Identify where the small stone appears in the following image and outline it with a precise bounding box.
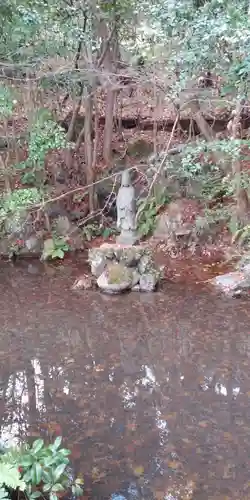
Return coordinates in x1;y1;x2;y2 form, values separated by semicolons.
139;272;158;292
138;253;155;274
91;254;106;277
72;274;94;290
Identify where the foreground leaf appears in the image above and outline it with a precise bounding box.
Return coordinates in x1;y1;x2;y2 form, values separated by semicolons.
0;463;26;490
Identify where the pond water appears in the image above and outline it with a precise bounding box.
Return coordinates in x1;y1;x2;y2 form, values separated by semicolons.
1;258;250;499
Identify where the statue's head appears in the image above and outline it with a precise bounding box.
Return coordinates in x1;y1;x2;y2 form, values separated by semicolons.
121;169;131;187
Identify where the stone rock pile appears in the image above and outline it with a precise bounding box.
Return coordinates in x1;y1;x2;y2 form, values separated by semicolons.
88;243;162;294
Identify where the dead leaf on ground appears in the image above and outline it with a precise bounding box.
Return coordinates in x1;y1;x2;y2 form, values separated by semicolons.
133;465;144;477
167;460;183;470
198;420;210;428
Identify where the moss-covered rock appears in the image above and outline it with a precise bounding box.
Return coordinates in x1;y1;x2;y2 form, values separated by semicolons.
106;263;133;285
97;263;133;294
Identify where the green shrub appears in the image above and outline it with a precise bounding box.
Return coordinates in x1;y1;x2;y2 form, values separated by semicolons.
0;437;83;500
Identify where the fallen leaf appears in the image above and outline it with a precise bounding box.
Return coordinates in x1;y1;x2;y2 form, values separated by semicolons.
91;467;107;482
126;422;137;431
223;432;234;441
198;420;210;428
167;460;182;470
95;364;105;372
154;491;165;500
133;465;144;477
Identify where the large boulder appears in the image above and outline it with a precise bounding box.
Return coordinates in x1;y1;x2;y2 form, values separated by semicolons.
4;210;33;239
127;139;154;159
153;199;200;247
210;271;250;297
52;214;84;250
52;215;72;236
236;254;250;276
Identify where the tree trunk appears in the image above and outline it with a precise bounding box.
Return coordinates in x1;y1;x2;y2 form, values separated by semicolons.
100;21;119;165
66;91;83;142
231;100;249;221
84;87;96;213
103;88;117;165
189;98;215;141
189;98;229;170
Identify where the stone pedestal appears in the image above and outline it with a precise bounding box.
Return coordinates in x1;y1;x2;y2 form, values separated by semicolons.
116;231;139;246
88;243;162;294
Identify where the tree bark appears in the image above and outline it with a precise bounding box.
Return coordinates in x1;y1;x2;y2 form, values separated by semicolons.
66;89;83;142
231;100;249;221
84;86;96;212
98;18;119;165
189;98;215;141
103;88;117;165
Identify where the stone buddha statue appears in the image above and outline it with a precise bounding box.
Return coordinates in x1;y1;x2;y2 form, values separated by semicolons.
116;169;139;245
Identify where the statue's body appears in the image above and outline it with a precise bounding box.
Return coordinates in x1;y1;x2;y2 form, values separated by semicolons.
116;170;138;245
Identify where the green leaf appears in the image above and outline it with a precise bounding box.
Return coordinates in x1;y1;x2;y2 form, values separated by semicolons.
35;463;42;484
0;463;26;490
31;464;37;485
30;492;42;499
58;448;71;456
21;172;37;185
44;457;55;467
43;483;52;493
42;469;52;483
75;478;84;485
51;248;64;259
73;485;83;496
51;483;65;492
32;439;44;454
19;456;33;467
53;436;62;450
102;227;112;239
53;463;67;481
26;483;32;494
220;84;235;95
49;493;58;500
0;488;9;500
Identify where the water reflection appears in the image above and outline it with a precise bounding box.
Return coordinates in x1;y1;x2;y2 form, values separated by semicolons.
1;263;250;498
